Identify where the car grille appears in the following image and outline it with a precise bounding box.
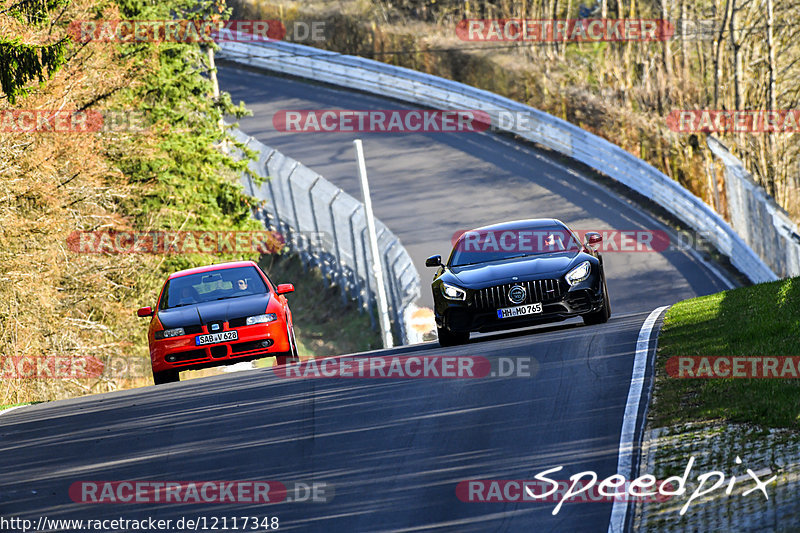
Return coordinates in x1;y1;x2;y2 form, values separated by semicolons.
210;345;228;358
169;349;207;363
231;339;273;353
472;279;562;311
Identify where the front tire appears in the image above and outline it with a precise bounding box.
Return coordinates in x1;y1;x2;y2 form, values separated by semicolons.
152;369;179;385
583;276;611;325
437;325;470;347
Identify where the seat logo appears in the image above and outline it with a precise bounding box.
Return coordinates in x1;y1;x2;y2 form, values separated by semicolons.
508;285;526;304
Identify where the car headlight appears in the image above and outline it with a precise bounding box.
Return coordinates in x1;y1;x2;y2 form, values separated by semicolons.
246;313;278;325
441;282;467;301
565;261;591;286
154;327;185;339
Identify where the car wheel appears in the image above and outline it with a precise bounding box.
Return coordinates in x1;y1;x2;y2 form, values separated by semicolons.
437;325;470;347
152;369;179;385
583;275;611;325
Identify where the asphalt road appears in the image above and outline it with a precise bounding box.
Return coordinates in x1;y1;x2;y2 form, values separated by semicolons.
216;65;733;311
1;312;658;532
0;66;733;532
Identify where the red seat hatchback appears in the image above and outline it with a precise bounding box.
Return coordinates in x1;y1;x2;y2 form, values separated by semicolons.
137;261;298;384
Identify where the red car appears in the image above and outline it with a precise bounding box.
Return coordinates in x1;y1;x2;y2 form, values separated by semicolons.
137;261;298;384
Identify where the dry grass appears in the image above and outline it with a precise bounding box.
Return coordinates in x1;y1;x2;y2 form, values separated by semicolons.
0;0;168;403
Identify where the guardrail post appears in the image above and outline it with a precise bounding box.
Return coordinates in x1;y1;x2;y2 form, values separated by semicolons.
285;163;308;272
354;139;393;348
360;226;376;329
307;176;326;277
328;190;348;305
348;206;364;311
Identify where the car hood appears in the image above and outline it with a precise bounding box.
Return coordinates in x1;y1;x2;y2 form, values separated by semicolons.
448;252;586;287
157;293;271;328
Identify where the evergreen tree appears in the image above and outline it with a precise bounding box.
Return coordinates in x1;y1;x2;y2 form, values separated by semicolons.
0;0;71;103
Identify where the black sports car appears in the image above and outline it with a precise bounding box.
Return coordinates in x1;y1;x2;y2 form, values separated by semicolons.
426;219;611;346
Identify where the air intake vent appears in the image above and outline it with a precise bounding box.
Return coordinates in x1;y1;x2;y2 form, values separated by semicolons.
472;279;562;311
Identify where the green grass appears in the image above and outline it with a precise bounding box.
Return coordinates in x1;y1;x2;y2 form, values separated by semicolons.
651;276;800;429
0;402;40;410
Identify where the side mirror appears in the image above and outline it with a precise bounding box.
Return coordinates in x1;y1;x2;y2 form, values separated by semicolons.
137;306;154;317
585;232;603;246
276;283;295;295
425;255;442;267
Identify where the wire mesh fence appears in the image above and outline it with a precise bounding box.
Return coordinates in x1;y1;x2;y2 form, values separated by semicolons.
231;128;421;344
708;137;800;279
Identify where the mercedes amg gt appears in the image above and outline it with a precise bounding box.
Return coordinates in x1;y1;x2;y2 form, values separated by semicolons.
426;219;611;346
137;260;298;384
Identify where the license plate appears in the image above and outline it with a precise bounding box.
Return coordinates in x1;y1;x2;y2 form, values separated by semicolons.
195;331;238;346
497;303;543;319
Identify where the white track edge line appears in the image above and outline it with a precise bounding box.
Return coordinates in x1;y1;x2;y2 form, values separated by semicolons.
607;305;669;533
0;405;29;418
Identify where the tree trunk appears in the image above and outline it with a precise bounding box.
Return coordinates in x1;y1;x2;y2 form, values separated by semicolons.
765;0;777;196
729;0;743;110
713;0;731;109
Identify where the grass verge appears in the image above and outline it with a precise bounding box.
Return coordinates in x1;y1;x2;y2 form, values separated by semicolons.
651;276;800;429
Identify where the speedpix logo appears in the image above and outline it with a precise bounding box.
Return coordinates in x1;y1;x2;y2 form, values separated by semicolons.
457;456;775;515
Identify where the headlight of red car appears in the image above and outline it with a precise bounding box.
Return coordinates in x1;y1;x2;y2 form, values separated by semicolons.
245;313;278;325
154;327;186;339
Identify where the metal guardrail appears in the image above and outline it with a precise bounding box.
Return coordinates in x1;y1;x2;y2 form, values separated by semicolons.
230;129;420;344
218;39;778;284
708;137;800;278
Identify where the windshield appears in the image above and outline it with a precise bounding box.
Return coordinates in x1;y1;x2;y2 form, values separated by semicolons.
448;225;582;266
158;266;268;310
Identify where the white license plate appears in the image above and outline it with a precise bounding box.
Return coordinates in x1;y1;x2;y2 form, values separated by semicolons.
497;303;543;319
195;331;238;346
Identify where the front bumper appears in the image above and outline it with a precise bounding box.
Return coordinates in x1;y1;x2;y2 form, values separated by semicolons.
433;278;605;333
150;320;290;373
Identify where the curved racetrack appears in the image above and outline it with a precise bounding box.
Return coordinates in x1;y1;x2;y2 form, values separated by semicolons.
0;65;734;532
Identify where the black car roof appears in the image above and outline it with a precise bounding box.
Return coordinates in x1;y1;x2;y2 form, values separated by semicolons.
466;218;567;233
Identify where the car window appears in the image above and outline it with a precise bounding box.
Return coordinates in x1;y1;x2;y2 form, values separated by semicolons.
159;266;268;309
448;225;582;266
